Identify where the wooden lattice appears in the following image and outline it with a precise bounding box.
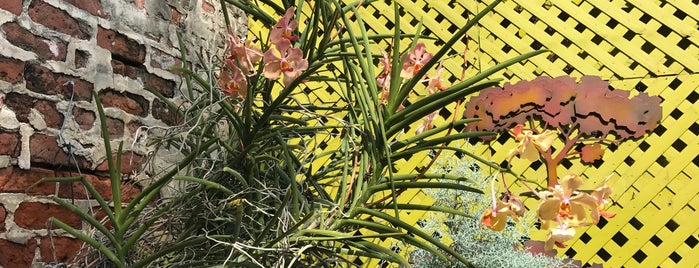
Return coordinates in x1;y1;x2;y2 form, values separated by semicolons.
352;0;699;266
247;0;699;266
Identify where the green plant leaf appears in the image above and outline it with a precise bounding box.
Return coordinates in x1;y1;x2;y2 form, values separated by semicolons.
353;207;473;266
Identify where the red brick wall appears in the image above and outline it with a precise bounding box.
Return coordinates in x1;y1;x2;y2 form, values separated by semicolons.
0;0;230;266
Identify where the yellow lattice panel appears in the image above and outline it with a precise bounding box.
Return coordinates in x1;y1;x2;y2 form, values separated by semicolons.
241;0;699;266
369;0;699;266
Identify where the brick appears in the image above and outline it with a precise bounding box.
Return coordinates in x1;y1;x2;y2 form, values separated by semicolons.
0;0;22;15
111;58;143;79
0;166;57;195
152;98;182;125
146;73;175;98
62;0;106;18
4;94;65;128
202;1;215;13
0;165;138;201
75;49;89;69
97;26;145;64
3;92;34;122
28;1;89;40
89;206;113;228
98;89;149;117
135;0;145;9
71;106;95;130
127;120;142;136
0;239;37;268
170;7;184;25
111;58;176;98
95;152;144;174
34;99;65;129
0;56;25;84
105;116;124;139
14;201;82;229
30;133;91;169
150;48;182;74
24;63;93;101
2;22;67;61
0;131;20;157
58;174;141;202
0;204;6;231
39;236;85;264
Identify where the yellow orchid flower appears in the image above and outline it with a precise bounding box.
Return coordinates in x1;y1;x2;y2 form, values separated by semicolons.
506;124;557;162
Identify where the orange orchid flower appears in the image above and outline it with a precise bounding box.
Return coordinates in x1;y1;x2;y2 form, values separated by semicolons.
506;124;557;162
263;39;308;86
400;43;433;79
270;7;299;44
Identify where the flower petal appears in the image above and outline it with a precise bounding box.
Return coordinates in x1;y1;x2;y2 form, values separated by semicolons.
538;199;562;221
504;193;526;217
533;129;558;152
572;193;601;223
591;185;613;203
560;174;583;198
545;227;576;250
521;141;541;161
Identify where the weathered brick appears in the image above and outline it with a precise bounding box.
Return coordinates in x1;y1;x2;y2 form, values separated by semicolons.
24;63;93;101
75;49;89;69
2;22;67;61
152;98;182;125
3;92;34;122
150;48;182;74
0;239;37;268
105;116;124;139
98;89;149;117
34;99;65;129
97;26;146;64
0;204;6;231
0;56;25;84
146;73;175;98
62;0;106;18
71;106;95;130
111;57;176;98
170;7;184;25
0;165;138;202
89;206;113;228
28;1;89;39
95;152;144;174
111;59;143;79
30;133;91;169
4;94;65;128
39;236;86;264
0;131;20;157
127;120;142;136
58;174;141;202
202;1;215;13
0;0;22;15
0;166;59;195
135;0;145;9
14;201;82;229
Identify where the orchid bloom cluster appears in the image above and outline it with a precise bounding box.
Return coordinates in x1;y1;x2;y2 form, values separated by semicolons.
465;77;661;248
218;7;308;100
536;174;615;250
263;8;308;87
481;189;525;231
481;123;617;251
376;43;448;134
218;29;262;99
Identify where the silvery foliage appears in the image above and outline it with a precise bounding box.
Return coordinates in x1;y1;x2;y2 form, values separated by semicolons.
410;155;575;268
